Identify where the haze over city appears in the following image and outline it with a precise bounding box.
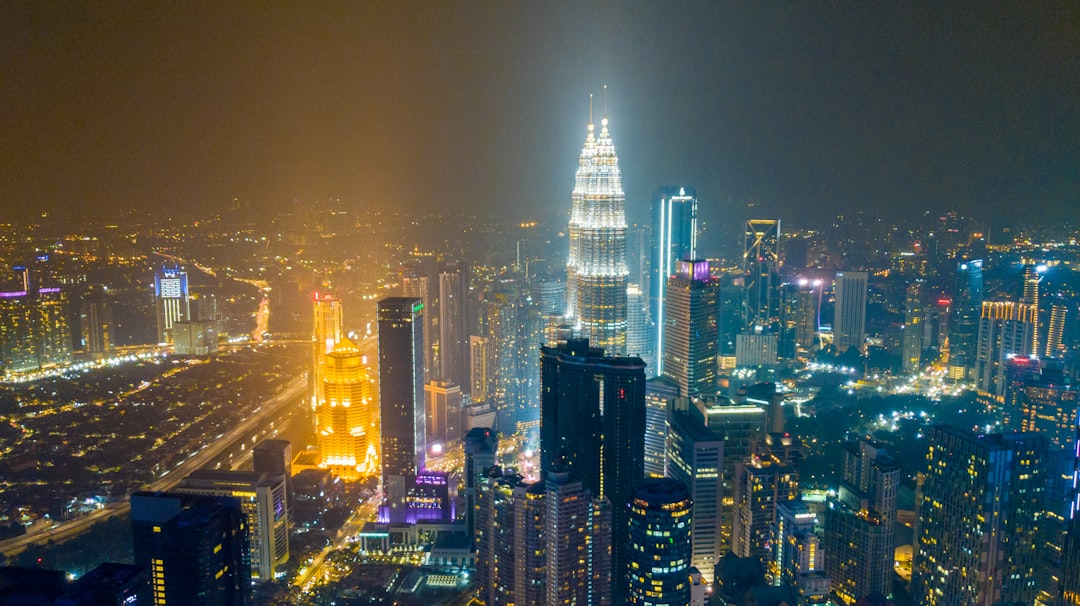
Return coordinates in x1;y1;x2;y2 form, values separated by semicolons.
2;2;1078;225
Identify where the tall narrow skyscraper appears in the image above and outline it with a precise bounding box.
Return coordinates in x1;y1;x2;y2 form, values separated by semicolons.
661;259;719;398
832;271;868;353
903;280;925;374
378;297;426;510
311;291;344;411
566;109;629;356
651;187;698;373
439;261;469;386
948;259;984;380
541;338;646;604
154;264;190;344
743;220;781;330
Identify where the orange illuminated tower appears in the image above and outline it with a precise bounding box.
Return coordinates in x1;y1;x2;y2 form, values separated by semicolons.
311;291;344;412
319;338;378;479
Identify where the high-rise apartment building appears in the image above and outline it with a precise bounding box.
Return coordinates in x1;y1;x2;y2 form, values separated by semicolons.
1023;264;1041;354
903;281;925;374
626;478;693;606
175;470;290;582
667;397;724;582
644;376;680;478
912;426;1047;606
832;271;867;353
130;492;251;606
424;379;461;447
401;260;436;382
540;338;646;604
823;439;899;604
661;260;718;398
319;338;377;478
948;259;983;380
482;287;543;434
651;187;698;374
463;427;498;537
733;434;802;560
1046;303;1067;358
0;279;72;376
566;113;629;356
975;301;1036;396
79;285;113;356
154;264;190;344
772;500;826;596
311;291;344;411
545;468;612;606
469;335;494;403
439;261;469;386
378;297;426;511
743;220;782;330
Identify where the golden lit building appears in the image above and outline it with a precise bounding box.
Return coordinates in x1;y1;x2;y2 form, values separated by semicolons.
311;291;344;412
319;337;378;479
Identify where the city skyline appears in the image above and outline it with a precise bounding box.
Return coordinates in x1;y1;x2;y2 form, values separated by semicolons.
2;3;1078;227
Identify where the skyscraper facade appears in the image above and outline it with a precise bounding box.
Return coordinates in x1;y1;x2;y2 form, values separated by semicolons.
540;338;646;604
823;439;899;604
566;114;629;356
832;271;868;353
644;376;680;478
378;297;426;507
626;283;653;373
733;434;801;561
319;338;377;478
439;261;469;386
154;264;190;344
903;280;925;374
975;300;1036;396
131;492;251;606
912;426;1046;606
626;477;693;606
651;187;698;374
743;219;781;330
311;291;343;411
667;397;724;583
948;259;984;380
661;259;719;398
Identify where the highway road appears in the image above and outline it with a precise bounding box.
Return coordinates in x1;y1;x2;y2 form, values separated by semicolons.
0;374;309;559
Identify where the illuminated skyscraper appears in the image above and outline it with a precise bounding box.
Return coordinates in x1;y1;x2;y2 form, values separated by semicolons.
948;259;983;380
154;264;190;344
1023;264;1041;354
131;492;251;606
644;376;680;478
378;297;426;509
662;260;718;398
540;338;646;604
402;259;436;381
439;261;469;386
311;291;343;411
0;270;72;376
469;335;494;403
743;220;781;329
912;426;1046;606
1046;303;1067;358
667;397;724;583
903;280;925;374
733;434;801;560
651;187;698;373
425;379;461;447
545;468;612;606
833;271;868;353
566;109;629;356
823;440;899;604
975;301;1036;396
319;338;377;478
626;283;653;373
626;477;693;606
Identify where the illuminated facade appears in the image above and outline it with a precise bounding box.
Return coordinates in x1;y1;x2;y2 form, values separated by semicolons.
667;398;724;583
661;260;718;398
833;271;868;353
823;440;899;604
566;113;629;356
772;500;824;593
0;284;73;376
545;468;611;606
540;338;646;604
319;338;377;479
948;259;983;380
626;477;693;606
912;426;1046;606
154;264;190;344
131;492;251;606
733;434;801;560
975;300;1036;396
1046;303;1067;357
378;297;426;516
645;376;680;478
652;187;698;374
743;219;781;330
903;280;925;374
311;291;343;411
176;470;290;582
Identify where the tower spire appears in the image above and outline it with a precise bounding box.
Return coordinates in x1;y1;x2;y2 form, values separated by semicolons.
589;93;594;128
603;84;608;118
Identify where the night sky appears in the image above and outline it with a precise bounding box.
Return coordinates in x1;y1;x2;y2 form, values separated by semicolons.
2;2;1078;225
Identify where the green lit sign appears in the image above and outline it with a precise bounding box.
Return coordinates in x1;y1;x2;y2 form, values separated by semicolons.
412;303;423;313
